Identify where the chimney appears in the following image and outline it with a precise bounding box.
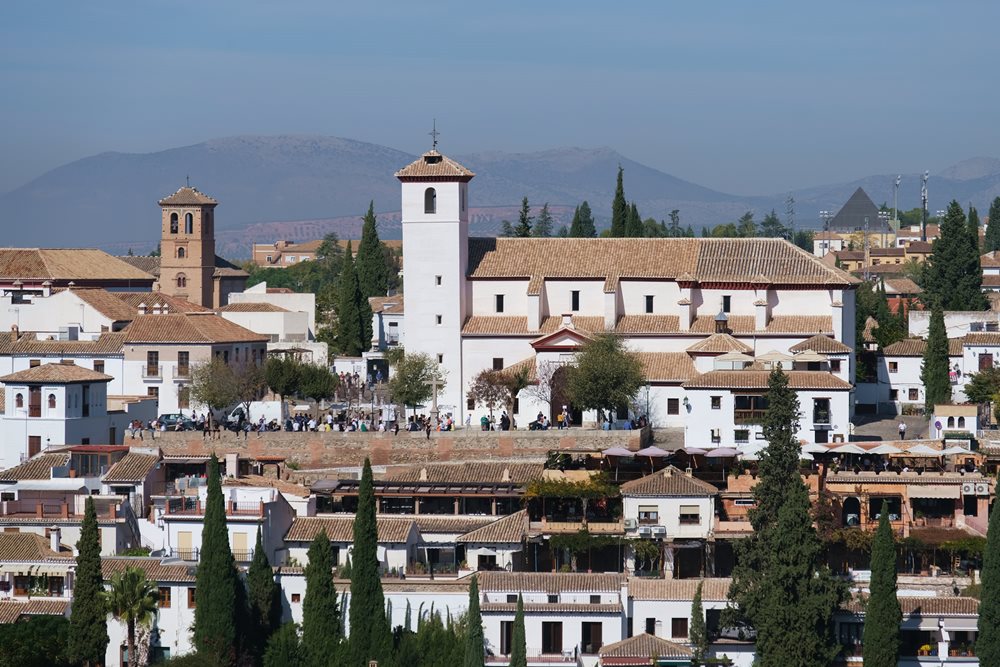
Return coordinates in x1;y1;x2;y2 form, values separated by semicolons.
419;467;428;481
754;299;768;331
152;303;162;315
685;467;693;477
10;324;18;343
67;281;75;290
161;304;169;315
41;280;52;297
138;302;147;316
49;526;61;553
501;467;511;482
561;313;574;330
225;453;239;478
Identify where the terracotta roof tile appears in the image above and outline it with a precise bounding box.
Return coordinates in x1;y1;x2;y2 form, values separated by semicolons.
883;278;923;295
113;291;210;314
0;387;4;415
462;316;532;336
620;466;718;498
456;511;528;544
285;516;414;543
369;294;404;315
686;333;752;354
116;256;161;275
788;334;853;354
0;331;124;357
102;452;159;483
481;602;621;614
690;314;833;335
628;577;732;601
478;572;625;593
635;353;699;383
983;275;1000;287
0;532;71;560
682;370;851;390
983;251;1000;269
0;362;113;384
123;312;268;344
884;338;963;357
500;357;537;383
218;302;289;313
102;557;197;583
158;186;218;206
599;633;693;660
412;516;498;535
907;241;933;253
395;151;475;180
843;596;978;616
384;463;542;484
0;453;71;481
72;289;141;321
964;332;1000;346
614;315;680;334
539;315;605;334
0;599;69;624
0;249;154;282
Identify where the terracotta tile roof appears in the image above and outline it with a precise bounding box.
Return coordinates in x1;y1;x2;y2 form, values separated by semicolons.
682;369;851;390
0;362;112;384
539;315;605;334
384;462;543;485
964;332;1000;346
635;352;699;383
113;291;210;314
983;275;1000;287
123;312;268;344
883;338;964;357
467;237;858;287
0;387;4;415
862;264;907;276
481;602;621;614
500;357;537;383
871;247;905;257
212;256;249;278
862;316;878;343
72;288;141;321
462;316;532;336
0;599;69;624
218;302;289;313
690;314;834;335
411;515;498;535
369;294;404;315
116;255;161;275
906;241;933;253
620;466;718;498
883;278;923;295
598;633;693;660
285;516;414;543
456;511;528;544
686;333;752;354
614;315;681;334
0;532;71;560
115;255;248;280
395;151;475;180
628;577;732;601
983;251;1000;268
158;186;218;206
0;249;155;282
222;474;311;498
0;331;125;356
102;557;197;583
843;596;978;616
0;453;71;481
788;334;852;354
102;452;159;484
478;572;625;593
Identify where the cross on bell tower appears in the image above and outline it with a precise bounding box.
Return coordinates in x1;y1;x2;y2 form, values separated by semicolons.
429;119;440;151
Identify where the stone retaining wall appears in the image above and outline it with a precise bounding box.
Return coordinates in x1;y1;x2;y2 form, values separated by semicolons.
153;427;649;469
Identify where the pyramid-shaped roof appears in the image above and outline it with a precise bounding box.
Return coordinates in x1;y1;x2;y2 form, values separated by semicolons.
829;187;889;233
395;150;474;181
158;186;218;207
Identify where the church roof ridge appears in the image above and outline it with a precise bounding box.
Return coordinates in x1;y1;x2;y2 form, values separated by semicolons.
395;150;475;181
158;186;218;206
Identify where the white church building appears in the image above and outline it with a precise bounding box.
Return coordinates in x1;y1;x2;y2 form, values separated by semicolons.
394;149;859;447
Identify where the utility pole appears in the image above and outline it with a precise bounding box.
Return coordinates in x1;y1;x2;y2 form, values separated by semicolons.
921;170;929;242
819;211;833;257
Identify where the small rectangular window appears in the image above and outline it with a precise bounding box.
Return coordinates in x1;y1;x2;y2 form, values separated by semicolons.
507;594;517;603
667;398;679;415
158;587;171;608
436;315;443;325
722;295;731;313
93;360;105;374
889;389;898;401
547;594;558;604
589;594;601;604
645;618;656;635
710;396;721;410
644;295;654;314
571;290;580;312
29;359;40;368
908;388;918;401
437;354;444;364
291;593;301;603
888;362;898;374
680;505;701;525
493;358;504;371
671;618;689;639
467;397;475;410
830;359;841;372
435;275;442;286
187;587;196;609
495;295;505;313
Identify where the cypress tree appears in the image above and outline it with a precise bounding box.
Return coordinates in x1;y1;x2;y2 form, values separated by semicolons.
920;304;951;412
68;496;108;667
303;530;340;667
862;501;901;667
336;241;366;356
509;593;526;667
513;197;533;237
978;497;1000;664
925;200;987;310
247;527;282;660
348;458;393;665
729;368;846;667
356;201;389;300
610;166;627;237
532;203;553;237
625;202;643;237
968;206;985;301
985;197;1000;253
263;623;305;667
193;455;239;665
464;574;484;667
689;581;708;665
569;201;596;237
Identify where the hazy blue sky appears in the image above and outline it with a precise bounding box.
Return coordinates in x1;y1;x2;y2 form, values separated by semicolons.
2;1;998;195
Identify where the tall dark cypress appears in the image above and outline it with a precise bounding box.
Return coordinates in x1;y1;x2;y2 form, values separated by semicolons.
568;202;596;238
356;201;389;300
247;527;282;661
610;166;627;237
348;458;393;665
68;496;108;667
194;455;239;665
920;304;951;412
303;530;340;667
978;498;1000;664
689;581;708;665
985;197;1000;253
625;202;643;237
926;200;987;310
336;241;366;356
464;575;484;667
509;593;526;667
862;502;901;667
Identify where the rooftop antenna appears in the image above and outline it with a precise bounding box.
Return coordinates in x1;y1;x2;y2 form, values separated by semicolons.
429;119;440;151
186;174;190;188
921;170;929;242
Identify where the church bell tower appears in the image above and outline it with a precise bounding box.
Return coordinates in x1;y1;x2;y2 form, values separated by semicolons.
158;186;218;308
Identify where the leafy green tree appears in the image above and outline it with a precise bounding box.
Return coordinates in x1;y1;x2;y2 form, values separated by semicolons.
193;455;239;666
566;333;645;417
793;228;814;252
356;201;390;300
569;201;596;237
736;211;757;238
921;304;951;412
499;220;514;237
190;356;240;415
264;623;304;667
964;366;1000;405
556;225;568;237
513;197;533;237
103;566;159;667
728;368;847;667
68;496;108;667
467;369;511;421
978;498;1000;664
509;594;526;667
689;581;708;665
336;241;367;356
247;528;282;660
862;501;901;667
610;166;627;237
760;209;788;238
873;283;905;349
348;458;394;666
299;363;339;403
0;615;72;667
625;202;643;237
986;197;1000;253
303;530;340;667
388;351;446;417
925;201;988;310
464;575;484;667
532;203;553;237
264;356;300;402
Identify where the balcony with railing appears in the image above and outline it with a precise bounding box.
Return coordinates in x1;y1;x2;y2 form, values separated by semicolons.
142;364;163;379
486;650;577;665
163;496;266;518
0;497;122;520
733;409;766;424
174;365;191;380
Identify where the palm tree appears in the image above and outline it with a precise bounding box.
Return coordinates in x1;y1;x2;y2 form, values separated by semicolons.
103;566;159;667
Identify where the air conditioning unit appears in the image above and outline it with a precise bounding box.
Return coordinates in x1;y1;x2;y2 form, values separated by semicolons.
623;518;638;530
638;526;652;537
962;482;976;496
977;483;990;496
651;526;667;537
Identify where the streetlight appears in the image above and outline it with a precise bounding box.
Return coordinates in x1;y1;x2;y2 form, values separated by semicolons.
819;211;833;256
878;211;890;249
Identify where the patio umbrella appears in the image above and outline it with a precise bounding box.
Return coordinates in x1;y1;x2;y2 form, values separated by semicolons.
802;443;832;454
681;447;709;455
905;444;942;456
635;446;670;457
706;447;739;458
830;444;867;455
867;444;903;455
739;451;760;461
602;447;635;457
939;446;972;456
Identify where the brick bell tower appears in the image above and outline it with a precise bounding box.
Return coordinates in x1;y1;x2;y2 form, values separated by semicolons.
158;186;218;308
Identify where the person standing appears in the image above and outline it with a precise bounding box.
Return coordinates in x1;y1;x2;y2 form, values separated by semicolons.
898;421;907;440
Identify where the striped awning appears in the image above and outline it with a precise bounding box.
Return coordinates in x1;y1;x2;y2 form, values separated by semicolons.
909;486;961;499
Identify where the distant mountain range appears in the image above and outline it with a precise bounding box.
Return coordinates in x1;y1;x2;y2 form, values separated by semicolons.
2;135;999;258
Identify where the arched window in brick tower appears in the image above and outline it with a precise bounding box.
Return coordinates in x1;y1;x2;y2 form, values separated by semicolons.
177;247;186;259
424;187;437;214
170;212;179;234
184;212;193;234
176;273;187;289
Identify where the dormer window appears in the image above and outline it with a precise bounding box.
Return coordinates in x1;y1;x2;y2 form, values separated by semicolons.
424;187;437;214
169;213;179;234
